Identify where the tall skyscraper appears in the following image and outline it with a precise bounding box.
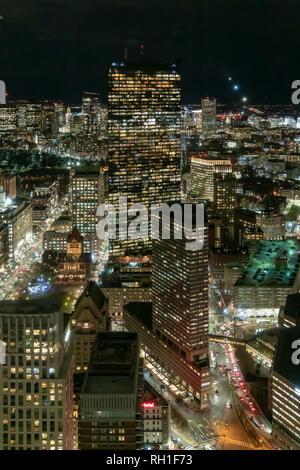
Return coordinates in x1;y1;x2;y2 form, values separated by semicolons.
201;97;216;139
108;60;181;257
189;154;232;202
0;298;74;450
124;208;211;409
214;173;236;224
270;326;300;450
69;167;100;254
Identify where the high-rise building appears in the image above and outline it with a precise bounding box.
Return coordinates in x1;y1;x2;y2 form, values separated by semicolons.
270;326;300;450
82;92;102;137
214;173;236;224
142;382;169;449
0;200;33;260
78;332;144;450
108;60;181;257
0;297;74;450
152;212;209;363
189;154;232;202
280;293;300;329
124;206;211;409
69;167;100;254
0;105;17;133
0;223;8;268
0;173;17;199
201;97;216;139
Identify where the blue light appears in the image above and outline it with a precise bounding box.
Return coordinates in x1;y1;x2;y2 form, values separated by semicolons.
233;84;239;90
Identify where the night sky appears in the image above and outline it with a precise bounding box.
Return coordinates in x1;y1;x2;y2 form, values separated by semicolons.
1;0;300;104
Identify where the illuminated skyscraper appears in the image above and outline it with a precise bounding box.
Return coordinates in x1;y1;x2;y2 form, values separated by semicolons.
82;92;102;137
0;298;74;450
270;326;300;450
201;97;216;139
152;211;210;364
108;60;181;256
69;167;100;254
124;206;211;409
189;154;232;202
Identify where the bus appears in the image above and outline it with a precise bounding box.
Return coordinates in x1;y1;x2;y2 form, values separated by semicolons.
250;415;264;430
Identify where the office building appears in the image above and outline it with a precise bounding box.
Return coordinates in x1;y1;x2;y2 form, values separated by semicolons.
124;303;211;409
0;200;33;260
108;60;181;256
257;211;285;240
69;167;100;254
0;223;8;268
43;230;68;253
82;91;102;137
152;216;209;363
279;293;300;328
142;382;169;449
201;98;216;139
270;326;300;450
0;173;17;199
214;173;236;224
50;215;72;233
0;105;17;133
0;297;74;450
189;154;232;202
100;256;151;318
124;207;211;408
78;332;144;450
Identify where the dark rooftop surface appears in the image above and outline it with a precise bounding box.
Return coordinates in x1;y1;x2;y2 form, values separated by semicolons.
284;293;300;321
124;302;153;331
82;332;139;395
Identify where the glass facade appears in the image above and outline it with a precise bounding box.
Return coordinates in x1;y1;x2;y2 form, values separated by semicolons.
108;61;181;256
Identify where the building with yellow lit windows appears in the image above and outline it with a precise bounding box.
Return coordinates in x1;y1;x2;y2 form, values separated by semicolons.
108;60;181;257
0;297;74;450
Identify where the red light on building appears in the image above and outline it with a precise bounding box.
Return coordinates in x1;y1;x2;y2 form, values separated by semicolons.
142;402;155;408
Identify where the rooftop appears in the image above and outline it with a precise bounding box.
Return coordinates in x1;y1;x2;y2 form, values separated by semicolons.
124;302;153;330
235;240;300;287
75;281;106;310
81;332;139;395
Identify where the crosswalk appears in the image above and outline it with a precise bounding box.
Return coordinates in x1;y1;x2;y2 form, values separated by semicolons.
226;438;257;449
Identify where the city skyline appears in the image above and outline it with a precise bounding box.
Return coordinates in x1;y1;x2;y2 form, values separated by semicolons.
0;0;300;456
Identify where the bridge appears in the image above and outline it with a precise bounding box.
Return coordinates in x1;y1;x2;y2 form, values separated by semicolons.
208;333;246;346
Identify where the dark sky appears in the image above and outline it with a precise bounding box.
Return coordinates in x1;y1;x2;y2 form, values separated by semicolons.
1;0;299;104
